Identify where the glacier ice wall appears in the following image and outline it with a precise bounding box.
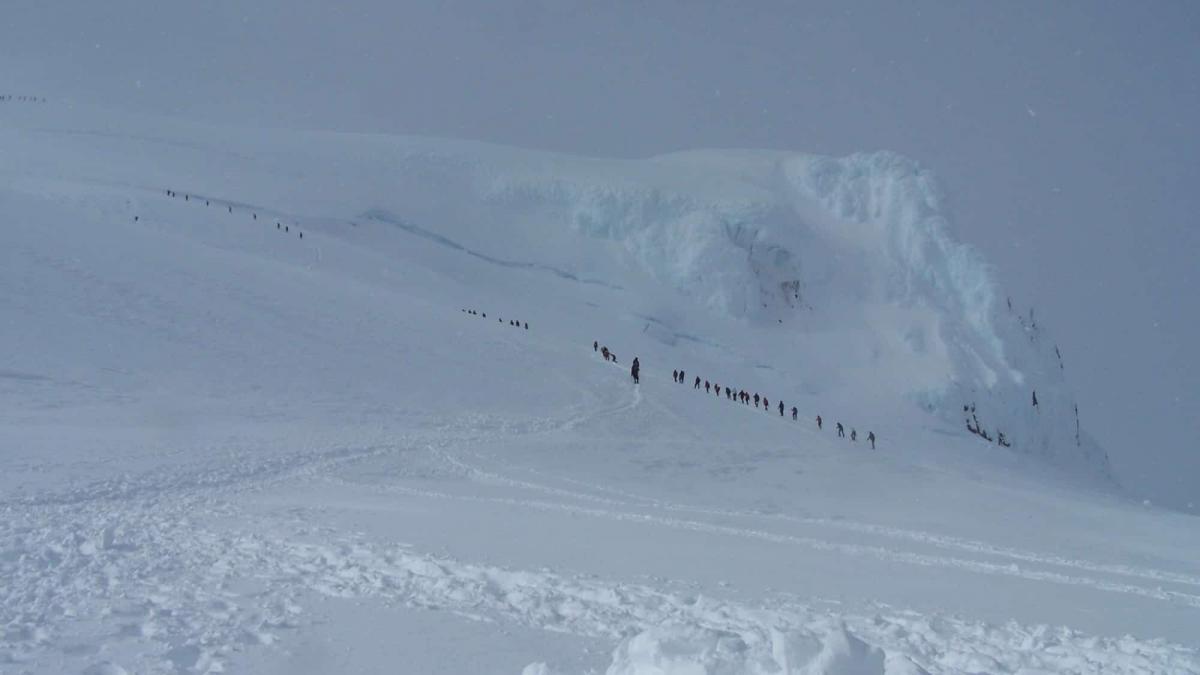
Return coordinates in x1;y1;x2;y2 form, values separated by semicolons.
453;146;1106;475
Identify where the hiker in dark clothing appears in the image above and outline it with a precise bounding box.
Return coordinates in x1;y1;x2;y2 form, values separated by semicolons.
679;370;685;384
704;381;710;393
1032;390;1039;409
714;385;721;398
868;431;876;449
524;322;528;329
601;346;609;361
228;206;232;213
631;357;640;384
779;401;784;417
753;393;760;408
594;341;598;352
791;406;797;421
763;397;769;411
836;422;844;437
725;387;732;399
816;415;822;430
673;370;678;383
850;429;857;442
694;376;701;389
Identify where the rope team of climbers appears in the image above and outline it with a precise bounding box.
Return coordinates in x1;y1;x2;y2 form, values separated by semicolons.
594;342;877;450
158;188;307;239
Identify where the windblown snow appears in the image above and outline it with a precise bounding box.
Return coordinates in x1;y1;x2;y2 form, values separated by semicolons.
1;101;1195;674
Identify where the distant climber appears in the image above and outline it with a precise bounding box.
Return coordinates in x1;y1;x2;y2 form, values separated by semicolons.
673;370;679;383
601;346;610;361
524;322;528;329
1032;390;1039;409
631;357;640;384
791;406;798;421
694;376;701;389
779;401;784;417
594;341;599;352
704;380;710;393
725;386;732;399
850;429;857;442
868;431;876;449
679;370;685;384
753;393;760;408
836;422;844;437
816;415;823;430
763;397;769;411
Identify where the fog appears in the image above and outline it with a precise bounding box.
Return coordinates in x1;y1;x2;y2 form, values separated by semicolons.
4;1;1197;508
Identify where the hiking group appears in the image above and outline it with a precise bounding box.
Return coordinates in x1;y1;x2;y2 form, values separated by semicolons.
592;343;878;450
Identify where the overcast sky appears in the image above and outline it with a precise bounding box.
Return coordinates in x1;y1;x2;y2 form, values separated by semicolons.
4;1;1197;508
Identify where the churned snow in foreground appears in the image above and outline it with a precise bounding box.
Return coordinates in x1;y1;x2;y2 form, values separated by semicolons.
2;102;1198;673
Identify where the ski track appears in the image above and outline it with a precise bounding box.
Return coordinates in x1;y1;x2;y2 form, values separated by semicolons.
4;416;1200;673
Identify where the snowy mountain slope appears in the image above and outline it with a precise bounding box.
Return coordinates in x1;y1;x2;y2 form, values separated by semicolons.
2;103;1197;674
0;103;1101;474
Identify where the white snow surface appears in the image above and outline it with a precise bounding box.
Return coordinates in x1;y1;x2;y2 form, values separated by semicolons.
1;102;1197;673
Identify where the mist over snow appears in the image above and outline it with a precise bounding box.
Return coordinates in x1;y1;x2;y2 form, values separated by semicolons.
1;2;1197;674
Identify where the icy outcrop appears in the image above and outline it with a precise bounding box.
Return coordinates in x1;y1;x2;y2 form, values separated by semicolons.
456;147;1103;474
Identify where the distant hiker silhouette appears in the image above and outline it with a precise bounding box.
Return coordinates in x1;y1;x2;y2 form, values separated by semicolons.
763;397;769;411
850;429;857;442
277;223;281;229
228;206;232;213
594;341;598;352
704;381;710;393
679;370;685;384
694;376;701;389
1032;390;1039;409
868;431;876;449
816;415;822;430
791;406;797;421
778;401;784;417
524;323;528;329
631;357;640;384
673;370;678;383
836;422;844;437
753;393;760;408
725;387;732;399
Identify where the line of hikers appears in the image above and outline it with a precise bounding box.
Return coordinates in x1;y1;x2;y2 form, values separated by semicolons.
671;368;876;449
593;341;619;364
465;309;528;330
162;187;305;239
0;95;47;103
963;403;1011;447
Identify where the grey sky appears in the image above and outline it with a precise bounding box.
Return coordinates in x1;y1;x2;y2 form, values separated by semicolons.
4;1;1197;507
